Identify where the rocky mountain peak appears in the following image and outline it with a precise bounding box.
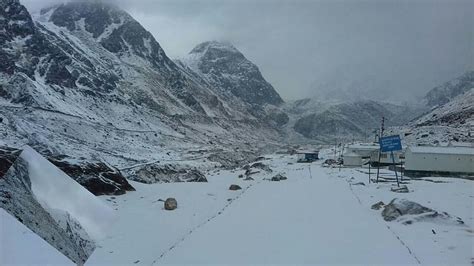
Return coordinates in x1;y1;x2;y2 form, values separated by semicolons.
190;41;241;56
44;1;173;70
0;0;36;43
183;41;284;106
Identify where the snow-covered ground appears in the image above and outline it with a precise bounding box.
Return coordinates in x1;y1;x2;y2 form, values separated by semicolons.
86;151;473;265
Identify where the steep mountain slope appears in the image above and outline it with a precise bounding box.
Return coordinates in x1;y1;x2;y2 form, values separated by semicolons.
416;88;474;128
0;0;284;181
177;41;284;107
424;71;474;107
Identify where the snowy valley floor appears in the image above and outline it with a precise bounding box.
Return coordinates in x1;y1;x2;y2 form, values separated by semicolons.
87;153;473;265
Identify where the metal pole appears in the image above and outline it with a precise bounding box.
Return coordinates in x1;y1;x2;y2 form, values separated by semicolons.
391;151;399;187
368;159;371;184
376;149;381;183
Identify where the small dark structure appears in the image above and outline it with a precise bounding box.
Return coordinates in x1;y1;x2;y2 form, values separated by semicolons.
296;150;319;163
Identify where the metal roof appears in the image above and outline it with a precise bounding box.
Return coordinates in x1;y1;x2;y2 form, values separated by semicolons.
408;146;474;156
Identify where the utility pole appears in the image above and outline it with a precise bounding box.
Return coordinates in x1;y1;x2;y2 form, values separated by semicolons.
376;116;385;183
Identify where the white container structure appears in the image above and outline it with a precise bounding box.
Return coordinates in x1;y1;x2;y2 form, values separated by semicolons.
370;150;404;165
343;143;378;167
343;152;363;167
404;146;474;177
345;143;379;158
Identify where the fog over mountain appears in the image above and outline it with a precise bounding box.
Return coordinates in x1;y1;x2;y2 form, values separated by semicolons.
23;0;473;103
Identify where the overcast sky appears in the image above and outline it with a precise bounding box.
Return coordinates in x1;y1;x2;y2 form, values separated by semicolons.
23;0;473;102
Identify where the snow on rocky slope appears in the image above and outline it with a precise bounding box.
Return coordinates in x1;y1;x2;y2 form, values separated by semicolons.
284;98;423;142
0;146;115;264
177;41;284;106
424;71;474;108
386;73;473;145
0;0;286;189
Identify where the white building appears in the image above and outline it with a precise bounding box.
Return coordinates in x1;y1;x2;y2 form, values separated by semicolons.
343;152;363;167
343;143;378;167
369;150;404;165
404;146;474;177
345;143;379;158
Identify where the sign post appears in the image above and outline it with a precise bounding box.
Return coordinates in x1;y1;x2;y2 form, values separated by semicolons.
378;135;403;186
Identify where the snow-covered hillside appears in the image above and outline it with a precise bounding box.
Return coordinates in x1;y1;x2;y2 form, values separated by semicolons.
284;98;423;142
424;71;474;107
0;0;287;190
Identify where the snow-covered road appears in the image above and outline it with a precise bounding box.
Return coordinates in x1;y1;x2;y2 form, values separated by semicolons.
158;162;418;265
87;154;472;265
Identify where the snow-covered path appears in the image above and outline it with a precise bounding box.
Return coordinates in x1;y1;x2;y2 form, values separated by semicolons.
158;162;419;265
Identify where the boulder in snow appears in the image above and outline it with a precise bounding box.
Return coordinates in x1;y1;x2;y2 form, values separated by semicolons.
381;199;434;221
390;185;409;193
229;184;242;191
270;174;287;181
371;201;385;210
164;198;178;210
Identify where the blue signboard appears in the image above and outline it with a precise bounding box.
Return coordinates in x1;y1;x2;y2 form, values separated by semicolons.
379;135;402;152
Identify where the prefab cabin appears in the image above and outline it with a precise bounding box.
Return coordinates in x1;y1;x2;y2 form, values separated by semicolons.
342;143;378;167
343;152;363;167
297;151;319;163
369;149;404;165
345;144;379;158
404;146;474;177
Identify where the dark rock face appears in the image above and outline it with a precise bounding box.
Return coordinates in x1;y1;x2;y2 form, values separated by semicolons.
126;163;207;184
164;198;178;210
0;146;21;178
48;157;135;196
186;41;284;106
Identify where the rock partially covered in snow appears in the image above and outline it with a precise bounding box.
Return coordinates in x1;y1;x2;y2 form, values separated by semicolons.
249;162;273;173
371;201;385;210
270;173;287;181
381;198;434;222
164;198;178;210
229;184;242;191
390;185;409;193
126;164;207;184
48;157;135;196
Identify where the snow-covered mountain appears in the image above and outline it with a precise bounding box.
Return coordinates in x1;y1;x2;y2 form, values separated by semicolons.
416;88;474;128
423;71;474;107
176;41;284;107
0;0;287;188
284;98;422;141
